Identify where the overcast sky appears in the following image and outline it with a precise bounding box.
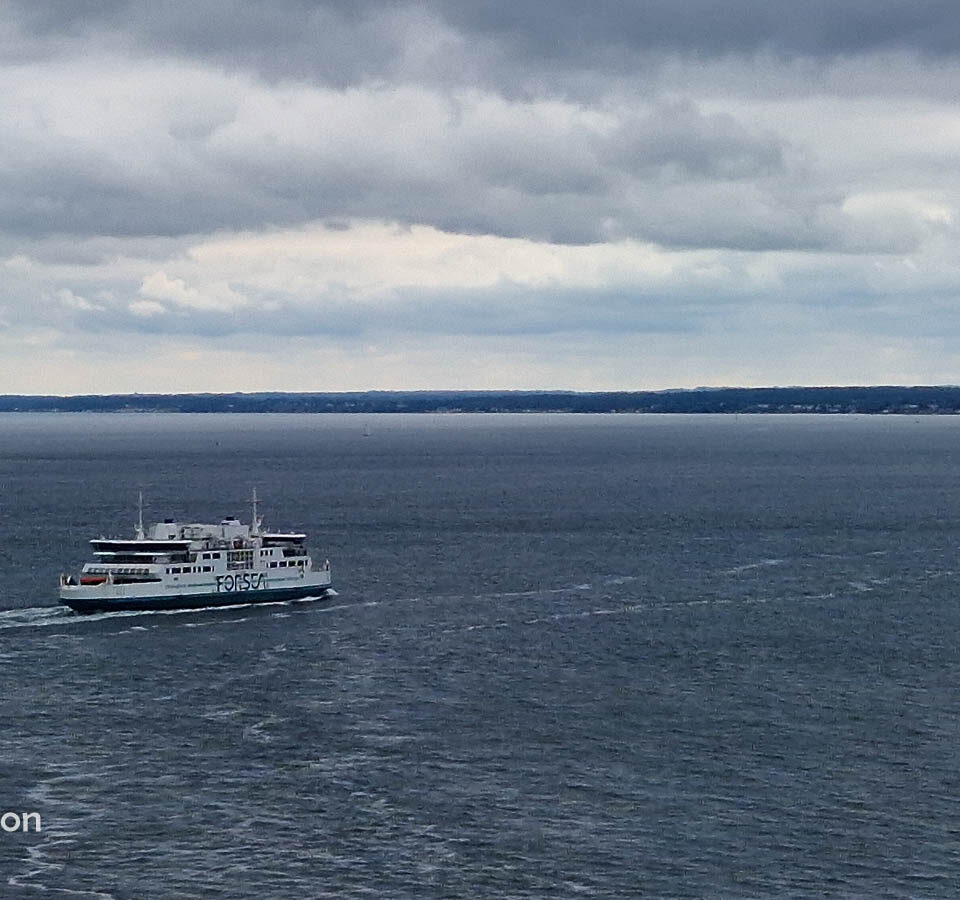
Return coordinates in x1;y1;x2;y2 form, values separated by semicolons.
3;0;960;393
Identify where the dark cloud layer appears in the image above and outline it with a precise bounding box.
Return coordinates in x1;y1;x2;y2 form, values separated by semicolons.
440;1;960;60
7;0;960;82
1;1;955;251
0;69;805;247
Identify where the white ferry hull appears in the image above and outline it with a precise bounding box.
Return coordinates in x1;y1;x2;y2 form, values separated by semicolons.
59;571;333;614
60;499;333;614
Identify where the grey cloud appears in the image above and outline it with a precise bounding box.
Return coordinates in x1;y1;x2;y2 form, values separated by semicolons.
61;269;960;344
438;1;960;62
0;233;198;268
0;71;812;250
0;170;262;239
49;282;707;340
602;101;783;181
378;286;701;336
3;0;426;86
1;1;956;259
6;0;960;85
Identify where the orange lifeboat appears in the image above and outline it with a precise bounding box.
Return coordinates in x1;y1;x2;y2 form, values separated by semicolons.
80;575;108;585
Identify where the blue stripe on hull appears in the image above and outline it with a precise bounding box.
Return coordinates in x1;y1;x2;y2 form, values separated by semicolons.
61;584;333;614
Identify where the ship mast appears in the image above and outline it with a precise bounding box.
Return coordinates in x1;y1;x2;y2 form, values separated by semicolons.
135;490;145;540
251;487;261;536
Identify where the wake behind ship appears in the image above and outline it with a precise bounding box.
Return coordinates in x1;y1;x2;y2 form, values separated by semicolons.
59;494;332;613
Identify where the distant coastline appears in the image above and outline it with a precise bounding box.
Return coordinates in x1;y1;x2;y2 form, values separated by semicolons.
3;387;960;414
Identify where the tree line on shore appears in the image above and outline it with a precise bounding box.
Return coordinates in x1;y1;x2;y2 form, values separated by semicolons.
3;386;960;413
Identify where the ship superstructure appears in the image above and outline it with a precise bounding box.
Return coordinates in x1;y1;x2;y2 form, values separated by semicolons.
59;493;332;613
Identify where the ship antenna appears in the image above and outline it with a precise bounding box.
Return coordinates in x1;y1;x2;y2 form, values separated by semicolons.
251;486;261;536
135;490;145;540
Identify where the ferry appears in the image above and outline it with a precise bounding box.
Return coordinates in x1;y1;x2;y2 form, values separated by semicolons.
59;493;332;613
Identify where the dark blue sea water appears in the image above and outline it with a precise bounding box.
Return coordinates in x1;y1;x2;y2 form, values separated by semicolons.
2;412;960;898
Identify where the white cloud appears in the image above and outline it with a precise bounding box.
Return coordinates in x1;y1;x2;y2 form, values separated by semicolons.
139;270;248;312
56;288;104;312
128;300;167;317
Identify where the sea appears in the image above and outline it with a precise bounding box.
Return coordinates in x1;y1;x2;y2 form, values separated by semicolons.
1;412;960;899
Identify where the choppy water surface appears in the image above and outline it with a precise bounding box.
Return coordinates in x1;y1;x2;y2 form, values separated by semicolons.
2;413;960;898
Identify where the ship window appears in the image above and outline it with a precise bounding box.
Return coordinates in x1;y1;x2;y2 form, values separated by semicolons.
269;562;277;568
